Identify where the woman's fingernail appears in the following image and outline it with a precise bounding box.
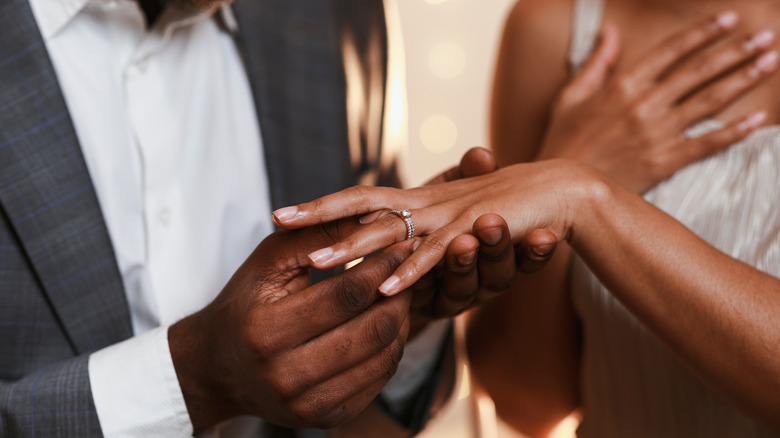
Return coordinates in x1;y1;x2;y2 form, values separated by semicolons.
715;11;738;29
477;227;502;246
751;50;778;76
738;111;768;131
379;275;401;296
457;250;477;267
308;247;335;266
745;30;775;51
359;211;382;225
412;239;422;251
273;206;302;223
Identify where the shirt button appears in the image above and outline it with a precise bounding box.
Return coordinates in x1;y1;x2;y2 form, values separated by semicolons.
158;209;171;226
135;58;149;73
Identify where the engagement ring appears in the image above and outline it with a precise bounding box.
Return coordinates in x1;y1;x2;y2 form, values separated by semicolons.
388;209;415;240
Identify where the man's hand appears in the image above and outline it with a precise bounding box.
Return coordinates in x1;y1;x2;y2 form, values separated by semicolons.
408;147;557;325
169;225;416;432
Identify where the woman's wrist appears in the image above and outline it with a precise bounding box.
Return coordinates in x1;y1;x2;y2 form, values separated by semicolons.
558;162;621;247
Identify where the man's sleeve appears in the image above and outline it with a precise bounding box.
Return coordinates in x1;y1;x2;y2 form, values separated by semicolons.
0;355;102;437
89;326;193;437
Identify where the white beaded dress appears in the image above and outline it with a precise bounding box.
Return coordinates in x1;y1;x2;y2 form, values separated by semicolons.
567;0;780;436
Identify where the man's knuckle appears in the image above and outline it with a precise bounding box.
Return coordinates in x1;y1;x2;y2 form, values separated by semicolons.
322;405;353;429
369;312;402;348
335;335;355;356
316;412;344;430
245;321;277;357
269;373;300;401
379;245;409;268
291;397;331;426
335;276;373;315
381;340;405;378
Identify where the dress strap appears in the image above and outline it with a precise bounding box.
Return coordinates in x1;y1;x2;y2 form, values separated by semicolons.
568;0;605;72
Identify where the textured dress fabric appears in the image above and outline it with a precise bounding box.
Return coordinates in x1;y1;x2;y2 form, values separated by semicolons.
566;0;780;436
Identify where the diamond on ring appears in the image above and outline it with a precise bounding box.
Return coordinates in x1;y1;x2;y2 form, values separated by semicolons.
389;209;415;240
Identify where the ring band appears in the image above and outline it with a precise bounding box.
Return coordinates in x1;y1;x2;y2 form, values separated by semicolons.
389;209;415;240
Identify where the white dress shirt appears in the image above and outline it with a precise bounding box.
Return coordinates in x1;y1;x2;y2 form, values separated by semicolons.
31;0;272;435
28;0;449;436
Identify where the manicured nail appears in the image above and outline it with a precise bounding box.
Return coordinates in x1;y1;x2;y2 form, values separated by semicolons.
308;247;335;266
379;275;401;295
530;244;555;258
457;250;477;267
359;211;382;225
477;227;502;246
715;11;738;29
745;30;775;51
273;206;303;223
751;50;778;76
738;111;767;131
412;239;422;251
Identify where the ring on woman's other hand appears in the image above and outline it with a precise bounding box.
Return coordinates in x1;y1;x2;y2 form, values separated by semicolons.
388;209;415;240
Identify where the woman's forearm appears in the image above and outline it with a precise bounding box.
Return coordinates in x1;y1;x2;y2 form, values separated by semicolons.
271;159;780;425
570;178;780;426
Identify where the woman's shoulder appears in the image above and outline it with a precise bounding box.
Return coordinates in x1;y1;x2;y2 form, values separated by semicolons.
506;0;575;27
502;0;575;53
490;0;576;163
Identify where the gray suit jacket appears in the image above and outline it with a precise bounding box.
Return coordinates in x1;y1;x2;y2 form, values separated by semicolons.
0;0;396;436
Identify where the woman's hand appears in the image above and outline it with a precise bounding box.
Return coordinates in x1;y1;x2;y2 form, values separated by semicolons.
273;159;605;296
539;12;776;193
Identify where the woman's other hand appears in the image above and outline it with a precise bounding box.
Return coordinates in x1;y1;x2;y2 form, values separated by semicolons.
539;12;776;193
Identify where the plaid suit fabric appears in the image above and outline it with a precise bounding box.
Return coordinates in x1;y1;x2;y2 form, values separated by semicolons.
0;0;129;435
234;0;388;209
0;357;101;437
0;0;390;436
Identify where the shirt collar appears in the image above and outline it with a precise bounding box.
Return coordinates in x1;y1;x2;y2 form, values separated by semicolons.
29;0;91;39
217;4;239;34
29;0;238;40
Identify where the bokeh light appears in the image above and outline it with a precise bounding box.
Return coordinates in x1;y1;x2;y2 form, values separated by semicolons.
420;114;458;153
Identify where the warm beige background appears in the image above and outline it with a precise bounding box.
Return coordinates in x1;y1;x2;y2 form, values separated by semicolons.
393;2;579;437
395;0;515;187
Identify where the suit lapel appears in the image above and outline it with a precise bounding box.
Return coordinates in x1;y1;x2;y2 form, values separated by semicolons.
0;0;132;354
233;0;358;209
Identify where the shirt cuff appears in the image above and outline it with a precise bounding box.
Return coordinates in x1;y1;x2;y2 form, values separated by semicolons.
89;326;193;437
380;318;451;415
